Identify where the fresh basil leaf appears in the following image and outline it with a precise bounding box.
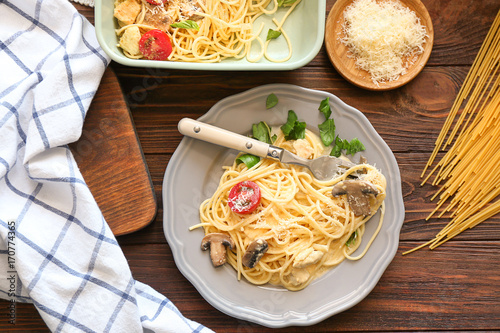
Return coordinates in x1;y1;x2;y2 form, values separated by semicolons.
330;144;342;157
266;29;282;40
318;118;335;146
271;134;277;143
331;136;366;157
286;120;306;140
330;136;343;157
236;154;260;169
266;93;278;109
281;110;306;140
346;138;366;155
335;137;349;150
170;20;199;30
252;121;272;144
346;230;358;247
281;110;298;136
318;97;331;119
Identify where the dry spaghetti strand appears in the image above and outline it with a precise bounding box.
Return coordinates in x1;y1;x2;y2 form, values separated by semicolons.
406;10;500;255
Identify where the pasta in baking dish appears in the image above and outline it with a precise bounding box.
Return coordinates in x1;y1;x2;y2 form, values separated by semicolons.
191;128;386;291
113;0;301;63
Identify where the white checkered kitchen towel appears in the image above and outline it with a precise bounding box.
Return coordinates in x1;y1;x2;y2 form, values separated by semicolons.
0;0;213;332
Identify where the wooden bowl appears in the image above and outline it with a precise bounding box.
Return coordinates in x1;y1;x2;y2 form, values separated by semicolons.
325;0;434;91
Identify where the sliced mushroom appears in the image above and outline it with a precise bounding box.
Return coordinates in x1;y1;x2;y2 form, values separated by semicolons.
242;239;268;268
331;180;379;216
356;155;368;174
201;233;235;267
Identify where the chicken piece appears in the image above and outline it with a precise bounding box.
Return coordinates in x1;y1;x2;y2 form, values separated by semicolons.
178;0;205;21
114;0;141;25
288;268;310;286
293;139;314;159
141;0;206;32
119;26;142;56
143;2;173;32
293;248;324;268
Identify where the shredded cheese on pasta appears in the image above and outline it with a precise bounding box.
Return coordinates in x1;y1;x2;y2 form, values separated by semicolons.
192;130;386;291
114;0;300;63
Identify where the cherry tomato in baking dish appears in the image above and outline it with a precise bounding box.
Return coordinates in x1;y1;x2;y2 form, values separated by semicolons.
139;29;172;61
145;0;165;5
228;181;261;214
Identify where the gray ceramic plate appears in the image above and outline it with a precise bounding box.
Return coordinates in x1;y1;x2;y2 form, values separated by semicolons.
162;84;405;328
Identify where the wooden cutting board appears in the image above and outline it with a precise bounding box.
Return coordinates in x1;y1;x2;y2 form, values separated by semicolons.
69;68;157;236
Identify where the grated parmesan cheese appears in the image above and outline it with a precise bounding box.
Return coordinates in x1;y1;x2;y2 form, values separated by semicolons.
340;0;427;84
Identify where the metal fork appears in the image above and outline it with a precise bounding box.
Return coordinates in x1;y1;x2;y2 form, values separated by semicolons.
178;118;356;181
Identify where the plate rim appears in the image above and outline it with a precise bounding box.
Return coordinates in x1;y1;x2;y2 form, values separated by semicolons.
162;84;405;327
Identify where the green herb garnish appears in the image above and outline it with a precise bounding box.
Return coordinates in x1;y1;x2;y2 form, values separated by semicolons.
170;20;199;30
318;118;335;146
318;97;331;119
331;136;346;157
346;138;365;155
266;93;279;109
266;29;282;40
280;110;298;136
236;154;260;169
280;110;306;140
331;136;365;157
287;121;306;140
346;230;358;247
331;144;342;158
252;121;272;144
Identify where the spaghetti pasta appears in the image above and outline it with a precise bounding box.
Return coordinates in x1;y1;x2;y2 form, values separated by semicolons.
113;0;300;63
191;129;386;291
408;10;500;255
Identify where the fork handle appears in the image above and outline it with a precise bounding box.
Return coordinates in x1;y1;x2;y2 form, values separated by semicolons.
178;118;274;158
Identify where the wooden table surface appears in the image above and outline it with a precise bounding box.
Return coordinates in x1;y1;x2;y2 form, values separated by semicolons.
3;0;500;331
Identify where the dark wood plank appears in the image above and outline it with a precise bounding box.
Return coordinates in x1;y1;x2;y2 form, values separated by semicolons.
10;0;500;332
0;300;49;331
129;242;500;332
119;66;465;154
69;68;157;236
72;3;94;25
3;240;499;332
111;64;499;247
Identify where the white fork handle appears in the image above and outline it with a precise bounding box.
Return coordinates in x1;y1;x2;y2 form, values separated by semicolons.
178;118;271;158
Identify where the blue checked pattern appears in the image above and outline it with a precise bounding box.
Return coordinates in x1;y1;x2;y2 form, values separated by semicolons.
0;1;213;332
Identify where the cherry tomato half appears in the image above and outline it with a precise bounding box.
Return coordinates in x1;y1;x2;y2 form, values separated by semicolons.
139;29;172;61
228;181;261;214
145;0;165;5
